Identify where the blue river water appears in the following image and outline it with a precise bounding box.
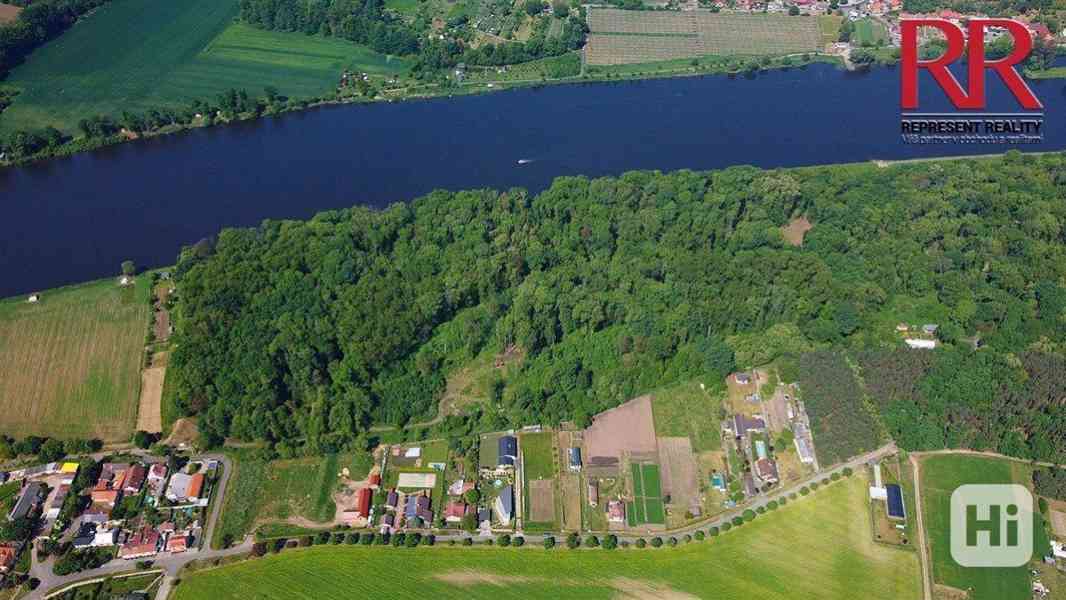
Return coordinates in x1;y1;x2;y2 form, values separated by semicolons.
0;62;1062;296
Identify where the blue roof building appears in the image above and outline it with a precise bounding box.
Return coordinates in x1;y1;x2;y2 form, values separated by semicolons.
498;436;517;467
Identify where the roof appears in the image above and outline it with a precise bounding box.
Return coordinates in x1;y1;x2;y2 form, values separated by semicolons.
49;484;71;509
368;473;381;486
498;436;517;460
355;487;372;517
60;462;80;474
0;545;16;569
886;484;906;518
568;447;582;466
10;482;44;521
166;534;189;553
755;458;779;481
445;502;467;520
386;490;399;507
124;464;147;492
120;527;161;558
730;414;766;434
497;485;514;516
187;473;205;499
91;489;120;506
148;464;168;479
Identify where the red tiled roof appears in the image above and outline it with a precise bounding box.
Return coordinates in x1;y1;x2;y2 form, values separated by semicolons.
355;487;372;517
445;502;467;519
187;473;205;500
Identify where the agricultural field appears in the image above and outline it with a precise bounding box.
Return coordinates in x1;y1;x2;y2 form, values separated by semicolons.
585;9;821;66
0;278;149;441
919;455;1052;600
175;476;921;600
0;0;411;133
520;432;556;481
819;15;843;46
213;452;372;547
628;462;666;525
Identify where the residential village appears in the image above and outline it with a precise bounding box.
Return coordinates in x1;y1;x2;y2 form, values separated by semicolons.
311;369;822;541
0;454;221;586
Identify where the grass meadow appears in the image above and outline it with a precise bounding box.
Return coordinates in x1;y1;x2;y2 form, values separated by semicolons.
0;278;149;441
212;452;373;547
650;380;723;452
519;432;556;481
0;0;412;132
178;475;920;600
919;454;1052;600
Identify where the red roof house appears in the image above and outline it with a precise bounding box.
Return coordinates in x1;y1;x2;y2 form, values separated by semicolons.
123;464;147;494
355;487;372;518
119;527;160;559
444;502;468;522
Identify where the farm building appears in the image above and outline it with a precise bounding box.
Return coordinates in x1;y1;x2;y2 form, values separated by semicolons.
355;487;372;518
494;485;514;525
792;422;816;464
886;484;906;520
498;436;518;467
588;480;599;507
568;447;582;471
9;482;44;521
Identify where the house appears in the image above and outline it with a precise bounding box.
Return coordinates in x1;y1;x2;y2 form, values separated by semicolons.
404;447;422;459
91;489;120;508
1052;540;1066;559
166;533;189;553
792;422;816;464
385;489;399;509
46;484;71;519
568;447;582;471
94;528;119;547
734;372;752;385
905;339;937;349
72;523;98;549
444;501;468;523
404;494;432;523
119;527;161;559
147;464;168;496
886;484;906;520
498;436;518;467
448;479;474;497
0;545;16;573
187;473;205;502
922;324;939;335
607;500;626;523
96;463;130;492
9;482;44;521
494;485;514;525
82;507;111;524
725;414;766;436
754;458;779;484
123;464;147;494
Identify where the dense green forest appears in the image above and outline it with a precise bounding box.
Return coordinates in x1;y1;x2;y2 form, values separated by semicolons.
169;152;1066;460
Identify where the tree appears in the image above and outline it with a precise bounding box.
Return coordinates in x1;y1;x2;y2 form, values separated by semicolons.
524;0;544;15
121;260;136;276
463;488;481;505
39;438;65;462
543;536;555;549
132;430;155;449
584;535;599;548
788;5;799;14
602;534;617;550
566;533;580;549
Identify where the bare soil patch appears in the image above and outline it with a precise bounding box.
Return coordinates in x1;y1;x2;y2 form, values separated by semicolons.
0;3;21;24
657;437;700;514
164;417;199;447
435;571;542;586
932;584;969;600
584;396;658;461
528;478;556;523
1049;508;1066;538
136;363;165;433
781;216;813;247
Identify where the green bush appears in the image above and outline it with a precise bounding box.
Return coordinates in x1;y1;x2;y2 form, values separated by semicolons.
585;535;600;548
667;537;678;547
543;536;555;549
743;509;756;521
694;531;705;541
462;537;473;546
513;536;525;547
767;500;778;510
721;522;732;532
709;527;719;536
731;516;744;526
650;537;663;548
842;467;853;477
831;472;841;481
635;538;647;548
756;505;766;514
800;486;810;496
497;534;511;547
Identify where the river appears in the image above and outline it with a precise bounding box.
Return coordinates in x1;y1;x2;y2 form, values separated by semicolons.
0;62;1062;297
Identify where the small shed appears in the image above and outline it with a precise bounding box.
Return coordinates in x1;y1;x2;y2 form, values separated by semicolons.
27;294;40;303
568;447;582;471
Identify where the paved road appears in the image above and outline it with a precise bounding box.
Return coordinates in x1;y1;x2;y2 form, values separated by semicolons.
30;452;251;600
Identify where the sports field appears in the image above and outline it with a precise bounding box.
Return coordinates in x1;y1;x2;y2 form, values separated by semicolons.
919;455;1051;600
629;462;665;525
0;0;412;132
0;278;149;441
176;476;920;600
585;9;821;66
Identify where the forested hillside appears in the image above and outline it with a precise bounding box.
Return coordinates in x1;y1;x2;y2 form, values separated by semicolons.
169;152;1066;457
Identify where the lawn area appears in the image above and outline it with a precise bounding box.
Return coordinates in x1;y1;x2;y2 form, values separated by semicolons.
650;380;723;452
0;0;412;133
853;18;888;47
629;462;666;525
519;432;556;481
920;454;1051;600
176;475;920;600
212;451;372;547
0;278;149;441
819;15;843;46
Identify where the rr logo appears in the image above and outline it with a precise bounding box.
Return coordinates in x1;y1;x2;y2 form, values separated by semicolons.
950;484;1033;567
901;19;1042;110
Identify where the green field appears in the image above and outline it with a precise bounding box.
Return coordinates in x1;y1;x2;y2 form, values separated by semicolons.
176;476;920;600
0;278;149;441
0;0;412;132
629;463;665;525
920;455;1051;600
650;380;723;452
520;432;556;481
213;452;372;547
853;18;888;46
